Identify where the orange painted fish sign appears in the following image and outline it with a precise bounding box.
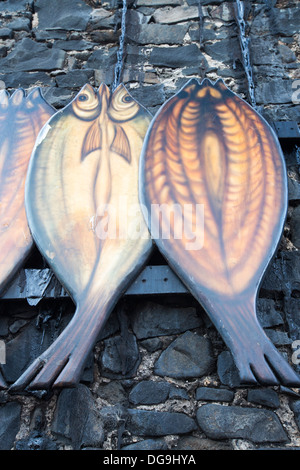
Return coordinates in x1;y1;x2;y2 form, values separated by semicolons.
11;83;153;391
140;78;300;387
0;89;54;294
0;88;55;390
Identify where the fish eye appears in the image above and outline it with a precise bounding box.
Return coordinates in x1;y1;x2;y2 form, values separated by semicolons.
78;94;89;102
72;86;100;120
122;95;133;103
108;85;139;121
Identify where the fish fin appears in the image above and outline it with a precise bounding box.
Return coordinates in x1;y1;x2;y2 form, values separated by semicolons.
0;90;9;108
111;125;131;163
81;120;102;160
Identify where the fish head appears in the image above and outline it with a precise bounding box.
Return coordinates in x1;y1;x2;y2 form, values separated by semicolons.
108;84;141;122
175;78;231;104
71;83;101;121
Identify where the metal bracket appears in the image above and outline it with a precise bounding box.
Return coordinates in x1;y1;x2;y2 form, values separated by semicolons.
273;121;300;142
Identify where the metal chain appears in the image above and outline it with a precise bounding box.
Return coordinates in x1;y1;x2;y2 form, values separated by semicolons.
112;0;128;92
234;0;257;109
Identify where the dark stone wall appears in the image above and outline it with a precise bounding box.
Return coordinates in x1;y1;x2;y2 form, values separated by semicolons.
0;0;300;451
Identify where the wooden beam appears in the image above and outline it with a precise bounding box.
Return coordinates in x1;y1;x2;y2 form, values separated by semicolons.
1;266;188;302
273;121;300;140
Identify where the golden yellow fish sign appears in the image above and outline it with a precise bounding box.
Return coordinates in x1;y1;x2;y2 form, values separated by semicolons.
140;78;300;386
0;89;54;294
11;83;153;391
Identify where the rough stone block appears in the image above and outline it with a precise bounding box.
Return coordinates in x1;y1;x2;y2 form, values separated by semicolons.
84;46;117;70
195;387;234;403
7;17;31;32
0;27;13;39
53;39;94;51
0;402;22;450
149;44;202;68
291;400;300;431
196;404;289;443
290;206;300;249
261;252;300;295
35;0;92;31
0;38;66;72
15;431;58;450
247;388;280;409
217;350;241;388
87;8;115;31
0;71;54;88
55;70;93;88
0;0;33;12
130;300;202;339
126;23;188;45
256;298;284;328
285;298;300;341
288;177;300;202
153;5;199;24
175;435;232;451
154;331;215;379
129;84;165;109
137;0;182;6
127;409;197;436
129;380;170;405
100;332;140;379
204;37;241;64
51;384;104;449
122;438;167;450
256;80;295;105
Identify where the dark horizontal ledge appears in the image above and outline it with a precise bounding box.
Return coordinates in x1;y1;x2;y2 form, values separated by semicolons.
1;251;299;302
1;266;188;303
273;121;300;140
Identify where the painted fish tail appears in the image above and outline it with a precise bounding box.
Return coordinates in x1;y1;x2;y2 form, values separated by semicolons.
200;294;300;387
10;294;113;391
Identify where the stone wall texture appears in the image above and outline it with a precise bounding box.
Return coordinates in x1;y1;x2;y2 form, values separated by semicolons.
0;0;300;451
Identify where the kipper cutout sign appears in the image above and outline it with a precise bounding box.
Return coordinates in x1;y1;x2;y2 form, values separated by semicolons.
10;83;153;391
0;89;54;294
140;78;300;387
0;89;55;390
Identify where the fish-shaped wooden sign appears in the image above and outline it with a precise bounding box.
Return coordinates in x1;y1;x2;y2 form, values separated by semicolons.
0;89;54;295
0;88;54;390
140;78;300;387
10;83;153;391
